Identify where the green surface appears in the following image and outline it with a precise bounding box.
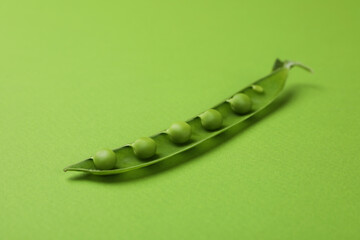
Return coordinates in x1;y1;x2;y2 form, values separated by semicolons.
0;0;359;239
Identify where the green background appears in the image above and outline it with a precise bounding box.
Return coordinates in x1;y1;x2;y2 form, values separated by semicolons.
1;0;359;239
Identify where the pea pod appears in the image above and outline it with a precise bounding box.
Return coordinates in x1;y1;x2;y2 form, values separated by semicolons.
64;59;312;175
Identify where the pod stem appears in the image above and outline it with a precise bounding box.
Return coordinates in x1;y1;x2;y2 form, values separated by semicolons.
284;61;313;73
272;59;313;73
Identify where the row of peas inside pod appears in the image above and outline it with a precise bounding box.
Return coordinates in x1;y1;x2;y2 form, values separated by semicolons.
92;92;254;170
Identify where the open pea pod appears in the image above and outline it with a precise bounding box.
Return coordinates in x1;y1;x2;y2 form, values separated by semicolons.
64;59;312;175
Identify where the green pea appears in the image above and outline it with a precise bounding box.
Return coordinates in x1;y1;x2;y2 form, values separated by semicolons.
229;93;252;114
200;109;223;131
132;137;157;159
167;121;192;144
252;84;264;93
93;149;117;170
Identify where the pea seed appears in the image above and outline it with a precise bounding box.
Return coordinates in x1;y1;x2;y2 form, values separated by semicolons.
229;93;252;114
200;109;223;131
93;149;117;170
132;137;157;159
167;121;192;144
252;84;264;93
